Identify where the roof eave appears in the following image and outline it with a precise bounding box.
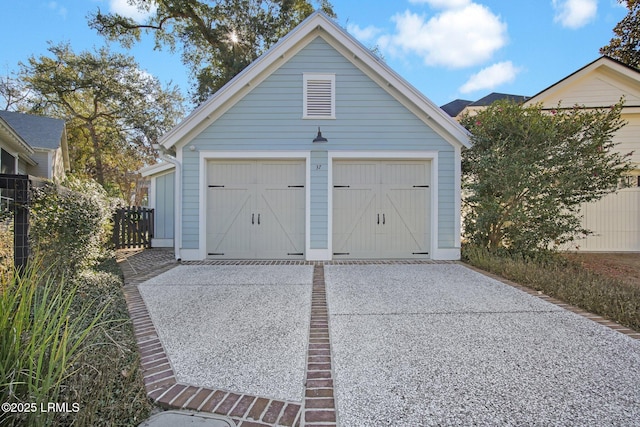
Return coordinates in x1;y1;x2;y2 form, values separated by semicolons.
139;162;176;177
0;117;35;155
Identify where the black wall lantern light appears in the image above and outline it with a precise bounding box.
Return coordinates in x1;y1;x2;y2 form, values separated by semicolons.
313;127;328;143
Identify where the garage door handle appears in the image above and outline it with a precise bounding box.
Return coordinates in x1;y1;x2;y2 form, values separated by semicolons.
383;213;385;225
258;214;260;225
377;214;380;224
252;213;254;225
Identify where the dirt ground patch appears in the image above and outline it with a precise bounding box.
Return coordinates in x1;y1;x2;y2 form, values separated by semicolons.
564;253;640;288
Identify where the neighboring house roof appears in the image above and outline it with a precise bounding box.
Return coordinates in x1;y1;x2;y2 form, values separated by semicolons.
0;116;35;156
140;161;175;177
526;56;640;108
0;110;65;150
525;55;640;170
442;93;530;119
440;99;472;117
160;11;471;150
468;92;530;106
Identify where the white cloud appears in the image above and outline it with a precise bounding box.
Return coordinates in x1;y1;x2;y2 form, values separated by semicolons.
109;0;156;22
347;23;383;43
408;0;471;9
48;1;68;18
552;0;597;29
459;61;521;93
382;4;507;68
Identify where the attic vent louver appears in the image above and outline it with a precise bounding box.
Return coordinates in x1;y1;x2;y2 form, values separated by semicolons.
303;73;335;119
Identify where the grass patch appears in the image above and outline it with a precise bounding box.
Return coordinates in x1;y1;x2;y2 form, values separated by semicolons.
462;245;640;332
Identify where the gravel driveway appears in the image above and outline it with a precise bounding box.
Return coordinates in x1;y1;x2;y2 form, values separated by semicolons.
136;262;640;426
138;265;313;402
325;264;640;426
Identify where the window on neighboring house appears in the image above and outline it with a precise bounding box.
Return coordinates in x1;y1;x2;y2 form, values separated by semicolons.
619;173;640;188
303;73;335;119
1;149;15;174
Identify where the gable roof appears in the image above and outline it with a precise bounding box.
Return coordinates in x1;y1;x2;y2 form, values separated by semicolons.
0;110;65;151
526;56;640;106
440;99;472;117
160;11;470;150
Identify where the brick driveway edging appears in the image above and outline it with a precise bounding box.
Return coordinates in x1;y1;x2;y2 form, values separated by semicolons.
118;250;638;427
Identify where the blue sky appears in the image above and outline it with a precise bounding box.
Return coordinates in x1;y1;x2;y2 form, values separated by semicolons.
0;0;629;108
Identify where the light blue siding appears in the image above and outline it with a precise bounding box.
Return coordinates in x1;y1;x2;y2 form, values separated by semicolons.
180;36;458;253
310;150;328;248
155;172;175;240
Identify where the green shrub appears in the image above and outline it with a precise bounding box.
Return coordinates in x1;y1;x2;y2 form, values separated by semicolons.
463;244;640;331
29;176;119;278
0;263;105;427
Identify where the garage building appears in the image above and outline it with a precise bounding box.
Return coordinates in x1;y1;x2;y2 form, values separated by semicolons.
143;12;470;261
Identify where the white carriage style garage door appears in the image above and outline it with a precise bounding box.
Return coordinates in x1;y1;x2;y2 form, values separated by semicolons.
206;159;305;259
333;160;431;259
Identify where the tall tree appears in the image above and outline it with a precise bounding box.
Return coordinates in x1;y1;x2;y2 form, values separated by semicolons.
0;75;31;111
460;100;632;253
600;0;640;68
89;0;335;103
22;43;184;200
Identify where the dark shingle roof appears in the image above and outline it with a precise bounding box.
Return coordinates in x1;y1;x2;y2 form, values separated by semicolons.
0;110;64;150
440;99;472;117
468;92;530;106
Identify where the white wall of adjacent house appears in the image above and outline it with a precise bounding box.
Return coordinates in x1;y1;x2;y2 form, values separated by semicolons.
523;59;640;253
570;186;640;252
571;111;640;252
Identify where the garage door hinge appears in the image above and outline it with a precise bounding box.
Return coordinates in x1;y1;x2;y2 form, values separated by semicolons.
333;252;350;255
208;185;225;188
412;252;429;255
333;185;350;188
208;253;224;255
288;185;304;188
287;252;304;256
413;185;430;188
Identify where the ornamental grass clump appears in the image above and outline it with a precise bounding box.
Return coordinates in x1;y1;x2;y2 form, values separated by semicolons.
0;263;106;427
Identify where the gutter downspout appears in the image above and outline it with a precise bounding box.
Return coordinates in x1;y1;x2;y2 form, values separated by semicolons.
154;145;182;261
